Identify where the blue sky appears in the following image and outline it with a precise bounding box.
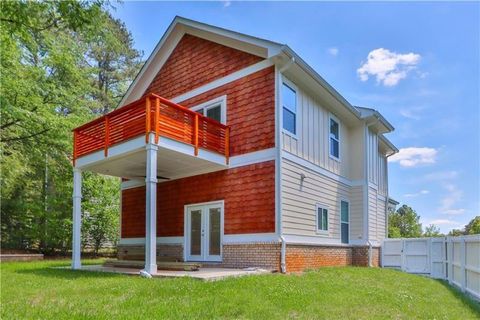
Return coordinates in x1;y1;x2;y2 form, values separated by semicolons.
111;1;480;233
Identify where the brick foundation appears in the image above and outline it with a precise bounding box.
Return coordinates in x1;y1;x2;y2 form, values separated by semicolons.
221;243;281;271
352;246;381;267
117;243;380;272
286;244;381;272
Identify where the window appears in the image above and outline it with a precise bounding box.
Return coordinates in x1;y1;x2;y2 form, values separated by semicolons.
329;117;340;159
282;83;296;135
316;204;328;232
341;200;349;244
191;96;226;124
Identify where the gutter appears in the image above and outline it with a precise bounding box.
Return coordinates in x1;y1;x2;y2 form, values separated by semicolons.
277;56;295;273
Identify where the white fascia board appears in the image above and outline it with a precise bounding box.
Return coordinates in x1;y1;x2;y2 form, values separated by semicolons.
228;148;276;168
171;59;274;104
175;16;283;58
118;21;184;107
280;46;361;119
75;136;146;169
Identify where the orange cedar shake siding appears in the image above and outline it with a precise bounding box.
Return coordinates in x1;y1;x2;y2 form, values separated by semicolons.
144;34;263;100
179;67;275;156
121;161;275;238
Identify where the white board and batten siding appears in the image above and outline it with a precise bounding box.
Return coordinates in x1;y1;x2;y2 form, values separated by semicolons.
281;81;350;179
382;235;480;301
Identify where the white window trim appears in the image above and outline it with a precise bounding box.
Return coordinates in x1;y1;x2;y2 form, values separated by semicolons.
281;77;299;139
190;95;227;124
329;114;341;162
340;199;350;244
315;203;329;235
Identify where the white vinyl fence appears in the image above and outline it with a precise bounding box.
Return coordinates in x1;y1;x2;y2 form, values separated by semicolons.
382;235;480;300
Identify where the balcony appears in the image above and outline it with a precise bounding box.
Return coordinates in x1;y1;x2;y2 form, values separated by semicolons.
73;94;230;179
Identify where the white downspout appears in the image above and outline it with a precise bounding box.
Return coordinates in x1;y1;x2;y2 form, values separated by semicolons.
367;240;373;267
278;56;295;273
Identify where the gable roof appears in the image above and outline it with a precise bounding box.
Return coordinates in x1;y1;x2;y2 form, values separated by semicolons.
118;16;283;107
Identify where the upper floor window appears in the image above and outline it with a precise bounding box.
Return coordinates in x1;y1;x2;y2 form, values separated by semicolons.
282;83;296;135
329;116;340;159
316;204;329;233
191;96;227;124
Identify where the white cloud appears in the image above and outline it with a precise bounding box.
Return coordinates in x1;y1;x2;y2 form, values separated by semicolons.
327;47;339;56
357;48;421;86
399;109;420;120
389;147;438;167
423;170;459;181
429;219;462;226
222;0;231;7
399;105;427;120
404;190;429;198
439;184;465;215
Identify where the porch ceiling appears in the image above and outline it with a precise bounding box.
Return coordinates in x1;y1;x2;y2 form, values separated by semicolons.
82;145;226;180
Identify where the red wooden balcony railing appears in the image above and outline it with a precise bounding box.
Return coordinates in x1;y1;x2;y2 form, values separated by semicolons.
73;93;230;165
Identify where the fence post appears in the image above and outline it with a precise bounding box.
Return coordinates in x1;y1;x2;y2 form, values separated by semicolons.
460;237;466;292
401;240;406;272
447;237;453;284
443;237;447;280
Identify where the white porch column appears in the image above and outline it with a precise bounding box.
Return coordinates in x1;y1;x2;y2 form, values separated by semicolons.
72;168;82;270
144;135;158;274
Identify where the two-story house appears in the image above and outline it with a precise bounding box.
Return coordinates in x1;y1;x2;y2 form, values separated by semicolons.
71;17;398;274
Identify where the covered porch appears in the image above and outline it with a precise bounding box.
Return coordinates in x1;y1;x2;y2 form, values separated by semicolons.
71;94;230;275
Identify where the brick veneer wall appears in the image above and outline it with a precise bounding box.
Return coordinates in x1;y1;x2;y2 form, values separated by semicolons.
144;34;262;100
286;245;381;272
221;243;281;270
179;67;275;156
121;161;275;238
352;246;381;267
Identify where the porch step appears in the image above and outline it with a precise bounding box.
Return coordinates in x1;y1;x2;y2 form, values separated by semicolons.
104;259;201;271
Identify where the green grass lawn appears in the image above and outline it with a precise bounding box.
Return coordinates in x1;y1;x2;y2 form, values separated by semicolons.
1;259;479;319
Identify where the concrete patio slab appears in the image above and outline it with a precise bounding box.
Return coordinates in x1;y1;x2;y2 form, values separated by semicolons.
76;265;272;281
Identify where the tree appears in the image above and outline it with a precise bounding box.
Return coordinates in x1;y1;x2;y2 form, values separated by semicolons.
448;229;464;236
82;173;119;256
465;216;480;235
0;1;138;254
449;216;480;236
423;224;442;237
388;205;422;238
87;11;142;114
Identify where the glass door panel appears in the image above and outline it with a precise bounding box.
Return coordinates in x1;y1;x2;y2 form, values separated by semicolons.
208;207;221;256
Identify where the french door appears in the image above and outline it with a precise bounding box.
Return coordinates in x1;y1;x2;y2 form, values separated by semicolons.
185;202;223;262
